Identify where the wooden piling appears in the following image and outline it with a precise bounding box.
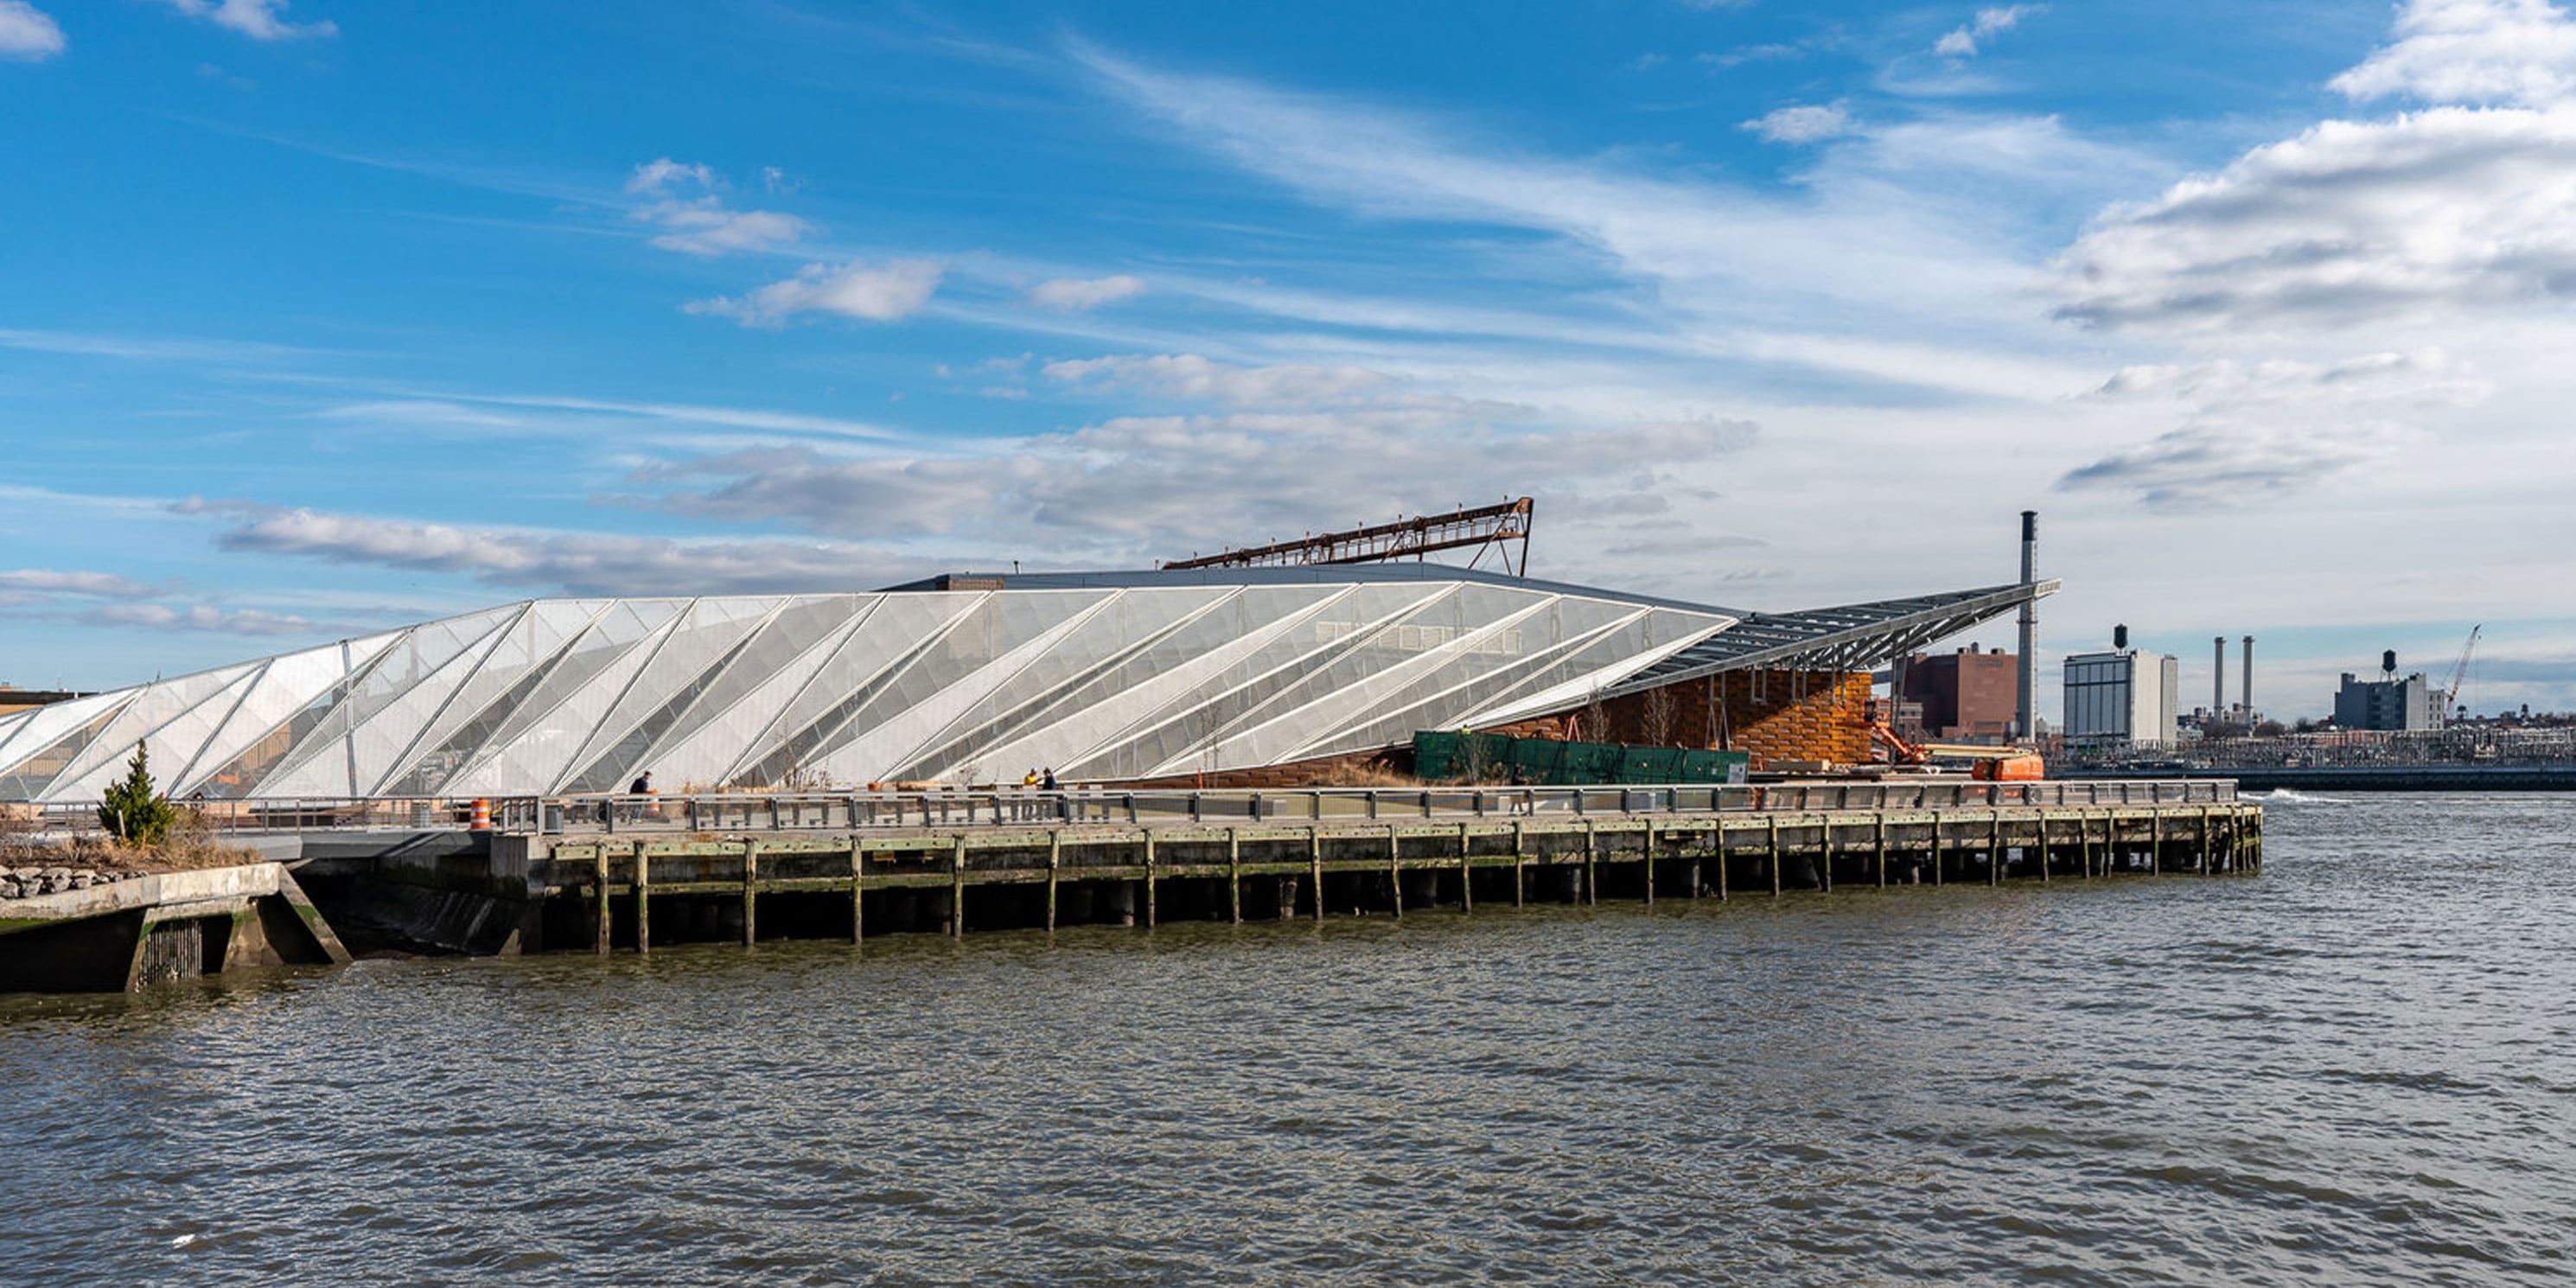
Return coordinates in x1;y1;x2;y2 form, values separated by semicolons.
850;838;864;944
1228;827;1243;925
1511;820;1526;908
2036;817;2050;883
1389;829;1403;917
1458;823;1473;913
1716;825;1730;901
1045;832;1060;932
742;843;759;946
951;835;966;938
1145;832;1159;928
634;842;651;955
1988;813;2002;886
1309;826;1323;922
1768;817;1782;896
1642;819;1655;907
1818;821;1832;892
1565;824;1586;906
1874;815;1887;889
2197;807;2211;875
593;849;610;955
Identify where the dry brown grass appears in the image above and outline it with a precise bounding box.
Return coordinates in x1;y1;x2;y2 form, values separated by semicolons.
1298;761;1422;788
0;807;265;873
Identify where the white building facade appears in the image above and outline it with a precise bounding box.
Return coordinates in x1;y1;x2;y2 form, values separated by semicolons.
2061;648;2179;749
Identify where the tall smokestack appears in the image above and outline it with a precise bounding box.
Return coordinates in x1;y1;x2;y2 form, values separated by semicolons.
2016;511;2037;742
2241;635;2254;717
2214;636;2227;715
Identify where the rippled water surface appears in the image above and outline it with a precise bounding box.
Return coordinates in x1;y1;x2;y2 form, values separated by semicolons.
4;793;2572;1285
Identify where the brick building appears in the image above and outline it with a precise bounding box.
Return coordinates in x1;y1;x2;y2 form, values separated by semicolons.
1894;647;2021;742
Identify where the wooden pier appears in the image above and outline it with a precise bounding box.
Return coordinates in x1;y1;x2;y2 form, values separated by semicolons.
503;787;2263;952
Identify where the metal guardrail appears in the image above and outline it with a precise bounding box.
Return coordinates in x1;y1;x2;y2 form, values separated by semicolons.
3;779;2238;838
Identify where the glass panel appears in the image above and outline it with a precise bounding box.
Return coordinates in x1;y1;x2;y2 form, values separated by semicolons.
0;692;134;800
554;597;782;783
1068;583;1451;780
1201;590;1554;772
889;588;1220;782
642;596;874;789
1294;608;1655;765
452;599;686;769
450;604;692;794
253;608;520;795
1000;585;1350;779
370;601;596;794
557;596;850;794
727;595;984;788
45;664;261;791
335;608;532;794
804;591;1108;785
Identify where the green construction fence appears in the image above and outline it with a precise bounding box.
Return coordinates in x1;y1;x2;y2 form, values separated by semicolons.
1412;730;1750;787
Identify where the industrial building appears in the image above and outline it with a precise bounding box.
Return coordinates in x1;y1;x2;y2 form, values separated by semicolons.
0;564;2052;802
2062;630;2178;748
1894;647;2021;742
2335;660;2438;732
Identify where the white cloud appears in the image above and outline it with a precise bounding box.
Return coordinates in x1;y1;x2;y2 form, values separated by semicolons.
1069;41;2125;371
626;159;715;194
322;389;904;442
2054;105;2576;331
1741;102;1855;144
687;258;943;326
1026;274;1148;311
83;603;315;636
1699;44;1802;70
2061;350;2486;507
622;157;813;256
1041;353;1390;405
2332;0;2576;107
154;0;335;41
174;500;915;596
0;1;65;61
628;405;1754;555
1935;4;2043;57
0;569;159;598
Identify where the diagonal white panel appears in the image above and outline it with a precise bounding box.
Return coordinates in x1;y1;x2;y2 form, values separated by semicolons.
812;592;1113;785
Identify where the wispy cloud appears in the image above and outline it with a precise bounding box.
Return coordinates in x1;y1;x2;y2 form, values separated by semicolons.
173;499;920;596
1935;5;2042;57
0;569;163;599
0;1;65;61
687;258;943;326
624;157;814;256
334;388;909;442
1026;274;1147;311
1041;353;1391;405
152;0;336;42
82;603;315;635
1741;102;1855;143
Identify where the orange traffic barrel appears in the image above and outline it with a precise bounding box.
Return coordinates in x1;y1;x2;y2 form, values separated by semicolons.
470;798;491;830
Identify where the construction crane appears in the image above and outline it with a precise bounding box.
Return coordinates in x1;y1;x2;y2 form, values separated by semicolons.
1859;707;2044;781
2439;624;2483;724
1161;497;1534;576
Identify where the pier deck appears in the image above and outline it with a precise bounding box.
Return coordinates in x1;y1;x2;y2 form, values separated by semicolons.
491;782;2261;952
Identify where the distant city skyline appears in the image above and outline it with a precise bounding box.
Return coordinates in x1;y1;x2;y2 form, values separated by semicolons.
4;0;2572;720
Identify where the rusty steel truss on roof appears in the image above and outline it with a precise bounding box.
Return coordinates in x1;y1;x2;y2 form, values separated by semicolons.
1161;497;1533;577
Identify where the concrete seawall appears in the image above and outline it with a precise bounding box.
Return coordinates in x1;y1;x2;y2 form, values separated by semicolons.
0;863;351;993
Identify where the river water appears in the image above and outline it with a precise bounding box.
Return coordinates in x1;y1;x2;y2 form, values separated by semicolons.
2;792;2569;1285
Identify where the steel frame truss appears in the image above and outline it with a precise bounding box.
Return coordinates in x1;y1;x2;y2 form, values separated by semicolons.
1597;580;2057;698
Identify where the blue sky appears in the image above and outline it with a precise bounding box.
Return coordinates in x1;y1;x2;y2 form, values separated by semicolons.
3;0;2571;719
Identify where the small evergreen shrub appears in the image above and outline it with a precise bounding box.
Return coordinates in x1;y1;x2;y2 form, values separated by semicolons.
98;742;177;847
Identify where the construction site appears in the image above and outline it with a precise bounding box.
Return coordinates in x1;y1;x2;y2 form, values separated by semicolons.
0;502;2269;990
